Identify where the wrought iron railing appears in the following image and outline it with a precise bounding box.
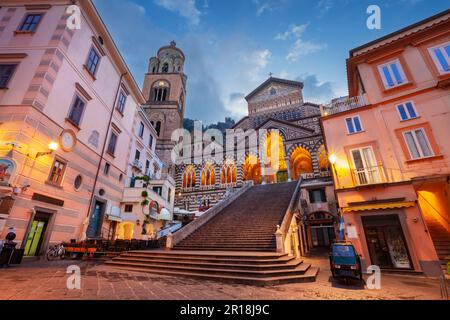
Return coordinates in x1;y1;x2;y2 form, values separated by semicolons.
352;165;386;186
321;95;368;116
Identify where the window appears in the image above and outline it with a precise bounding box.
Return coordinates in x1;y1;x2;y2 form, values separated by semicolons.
350;146;382;185
138;122;144;138
86;47;100;76
18;13;42;32
162;63;169;73
403;128;433;160
155;121;161;136
149;135;154;149
429;43;450;74
68;96;86;126
118;173;123;182
153;186;163;196
103;163;110;175
167;188;172;203
0;65;17;88
117;91;126;114
134;150;141;161
309;189;327;203
152;81;169;102
124;204;133;213
49;159;67;185
378;59;407;88
397;102;418;121
74;175;83;191
145;160;150;173
201;163;216;187
221;161;237;186
107;132;118;156
345;116;363;134
182;165;196;189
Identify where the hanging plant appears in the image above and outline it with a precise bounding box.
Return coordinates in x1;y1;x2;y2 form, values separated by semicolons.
141;190;149;198
142;175;151;183
141;199;149;206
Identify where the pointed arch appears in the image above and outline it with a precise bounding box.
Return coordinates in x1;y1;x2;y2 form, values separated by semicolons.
243;154;262;185
182;165;196;190
201;162;216;187
290;146;313;180
221;159;237;186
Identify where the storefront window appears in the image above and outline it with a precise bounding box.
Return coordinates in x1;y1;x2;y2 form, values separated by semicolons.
362;214;412;269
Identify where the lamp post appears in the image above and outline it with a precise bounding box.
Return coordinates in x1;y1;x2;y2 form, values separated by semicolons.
329;154;340;189
35;142;59;159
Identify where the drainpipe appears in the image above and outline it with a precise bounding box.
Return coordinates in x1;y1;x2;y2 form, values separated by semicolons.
84;72;127;239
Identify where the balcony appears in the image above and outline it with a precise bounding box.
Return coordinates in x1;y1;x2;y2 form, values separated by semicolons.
321;95;368;116
352;165;386;186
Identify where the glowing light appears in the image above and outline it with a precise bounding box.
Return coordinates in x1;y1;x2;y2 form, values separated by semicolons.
329;154;337;165
49;142;59;151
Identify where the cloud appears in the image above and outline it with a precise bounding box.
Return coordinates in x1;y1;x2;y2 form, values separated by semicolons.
252;0;286;16
295;74;337;104
317;0;335;16
154;0;201;25
275;24;308;40
226;93;247;117
287;39;326;62
276;23;326;62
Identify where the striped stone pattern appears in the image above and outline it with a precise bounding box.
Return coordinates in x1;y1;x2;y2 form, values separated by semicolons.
0;7;16;36
22;11;74;110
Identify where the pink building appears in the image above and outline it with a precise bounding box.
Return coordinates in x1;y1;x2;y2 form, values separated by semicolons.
321;10;450;276
0;0;169;257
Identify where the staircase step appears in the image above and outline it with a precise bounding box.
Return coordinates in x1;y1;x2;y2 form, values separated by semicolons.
110;257;304;271
107;265;320;286
106;259;311;277
122;253;296;265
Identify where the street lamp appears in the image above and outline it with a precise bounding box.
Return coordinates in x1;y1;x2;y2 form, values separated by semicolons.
36;141;59;158
328;153;340;189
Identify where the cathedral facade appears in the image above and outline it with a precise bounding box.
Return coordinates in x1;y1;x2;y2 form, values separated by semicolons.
145;43;338;250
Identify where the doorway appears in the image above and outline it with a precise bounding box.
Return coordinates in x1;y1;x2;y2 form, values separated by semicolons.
311;225;335;247
362;214;412;269
24;211;51;256
86;199;106;239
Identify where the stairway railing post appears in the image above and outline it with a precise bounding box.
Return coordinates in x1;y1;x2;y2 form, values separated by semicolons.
166;232;174;250
275;225;284;253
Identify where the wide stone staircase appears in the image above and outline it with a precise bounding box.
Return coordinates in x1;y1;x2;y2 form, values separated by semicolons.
174;182;297;251
425;216;450;272
105;181;319;284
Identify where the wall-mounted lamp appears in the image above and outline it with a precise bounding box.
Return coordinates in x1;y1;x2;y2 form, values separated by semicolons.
329;154;337;165
36;142;59;158
328;153;340;189
136;219;141;226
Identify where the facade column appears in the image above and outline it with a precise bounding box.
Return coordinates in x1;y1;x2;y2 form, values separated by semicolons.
236;161;244;187
261;161;266;185
285;157;292;182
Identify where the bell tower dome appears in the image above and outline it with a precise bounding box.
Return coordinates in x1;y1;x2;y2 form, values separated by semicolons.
143;42;187;176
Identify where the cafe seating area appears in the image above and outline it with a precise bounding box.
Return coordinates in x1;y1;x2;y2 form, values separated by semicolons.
63;239;161;258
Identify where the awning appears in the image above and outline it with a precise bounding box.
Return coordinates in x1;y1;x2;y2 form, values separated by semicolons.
342;201;416;213
107;215;122;222
120;212;138;222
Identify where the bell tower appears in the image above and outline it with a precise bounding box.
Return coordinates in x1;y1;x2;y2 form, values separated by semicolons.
143;41;187;175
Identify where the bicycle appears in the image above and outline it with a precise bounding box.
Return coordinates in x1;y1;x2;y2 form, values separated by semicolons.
46;243;66;261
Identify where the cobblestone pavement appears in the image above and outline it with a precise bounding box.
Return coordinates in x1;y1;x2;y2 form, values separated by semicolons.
0;254;447;300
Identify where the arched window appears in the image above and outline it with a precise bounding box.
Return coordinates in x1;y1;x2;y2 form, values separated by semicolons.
162;63;169;73
221;160;237;186
179;93;184;111
155;121;161;137
182;165;196;189
153;81;170;102
201;163;215;187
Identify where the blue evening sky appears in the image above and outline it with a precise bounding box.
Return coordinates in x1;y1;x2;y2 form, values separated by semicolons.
93;0;449;124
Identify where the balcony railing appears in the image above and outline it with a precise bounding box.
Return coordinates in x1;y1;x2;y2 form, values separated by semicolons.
321;95;368;116
352;165;386;186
